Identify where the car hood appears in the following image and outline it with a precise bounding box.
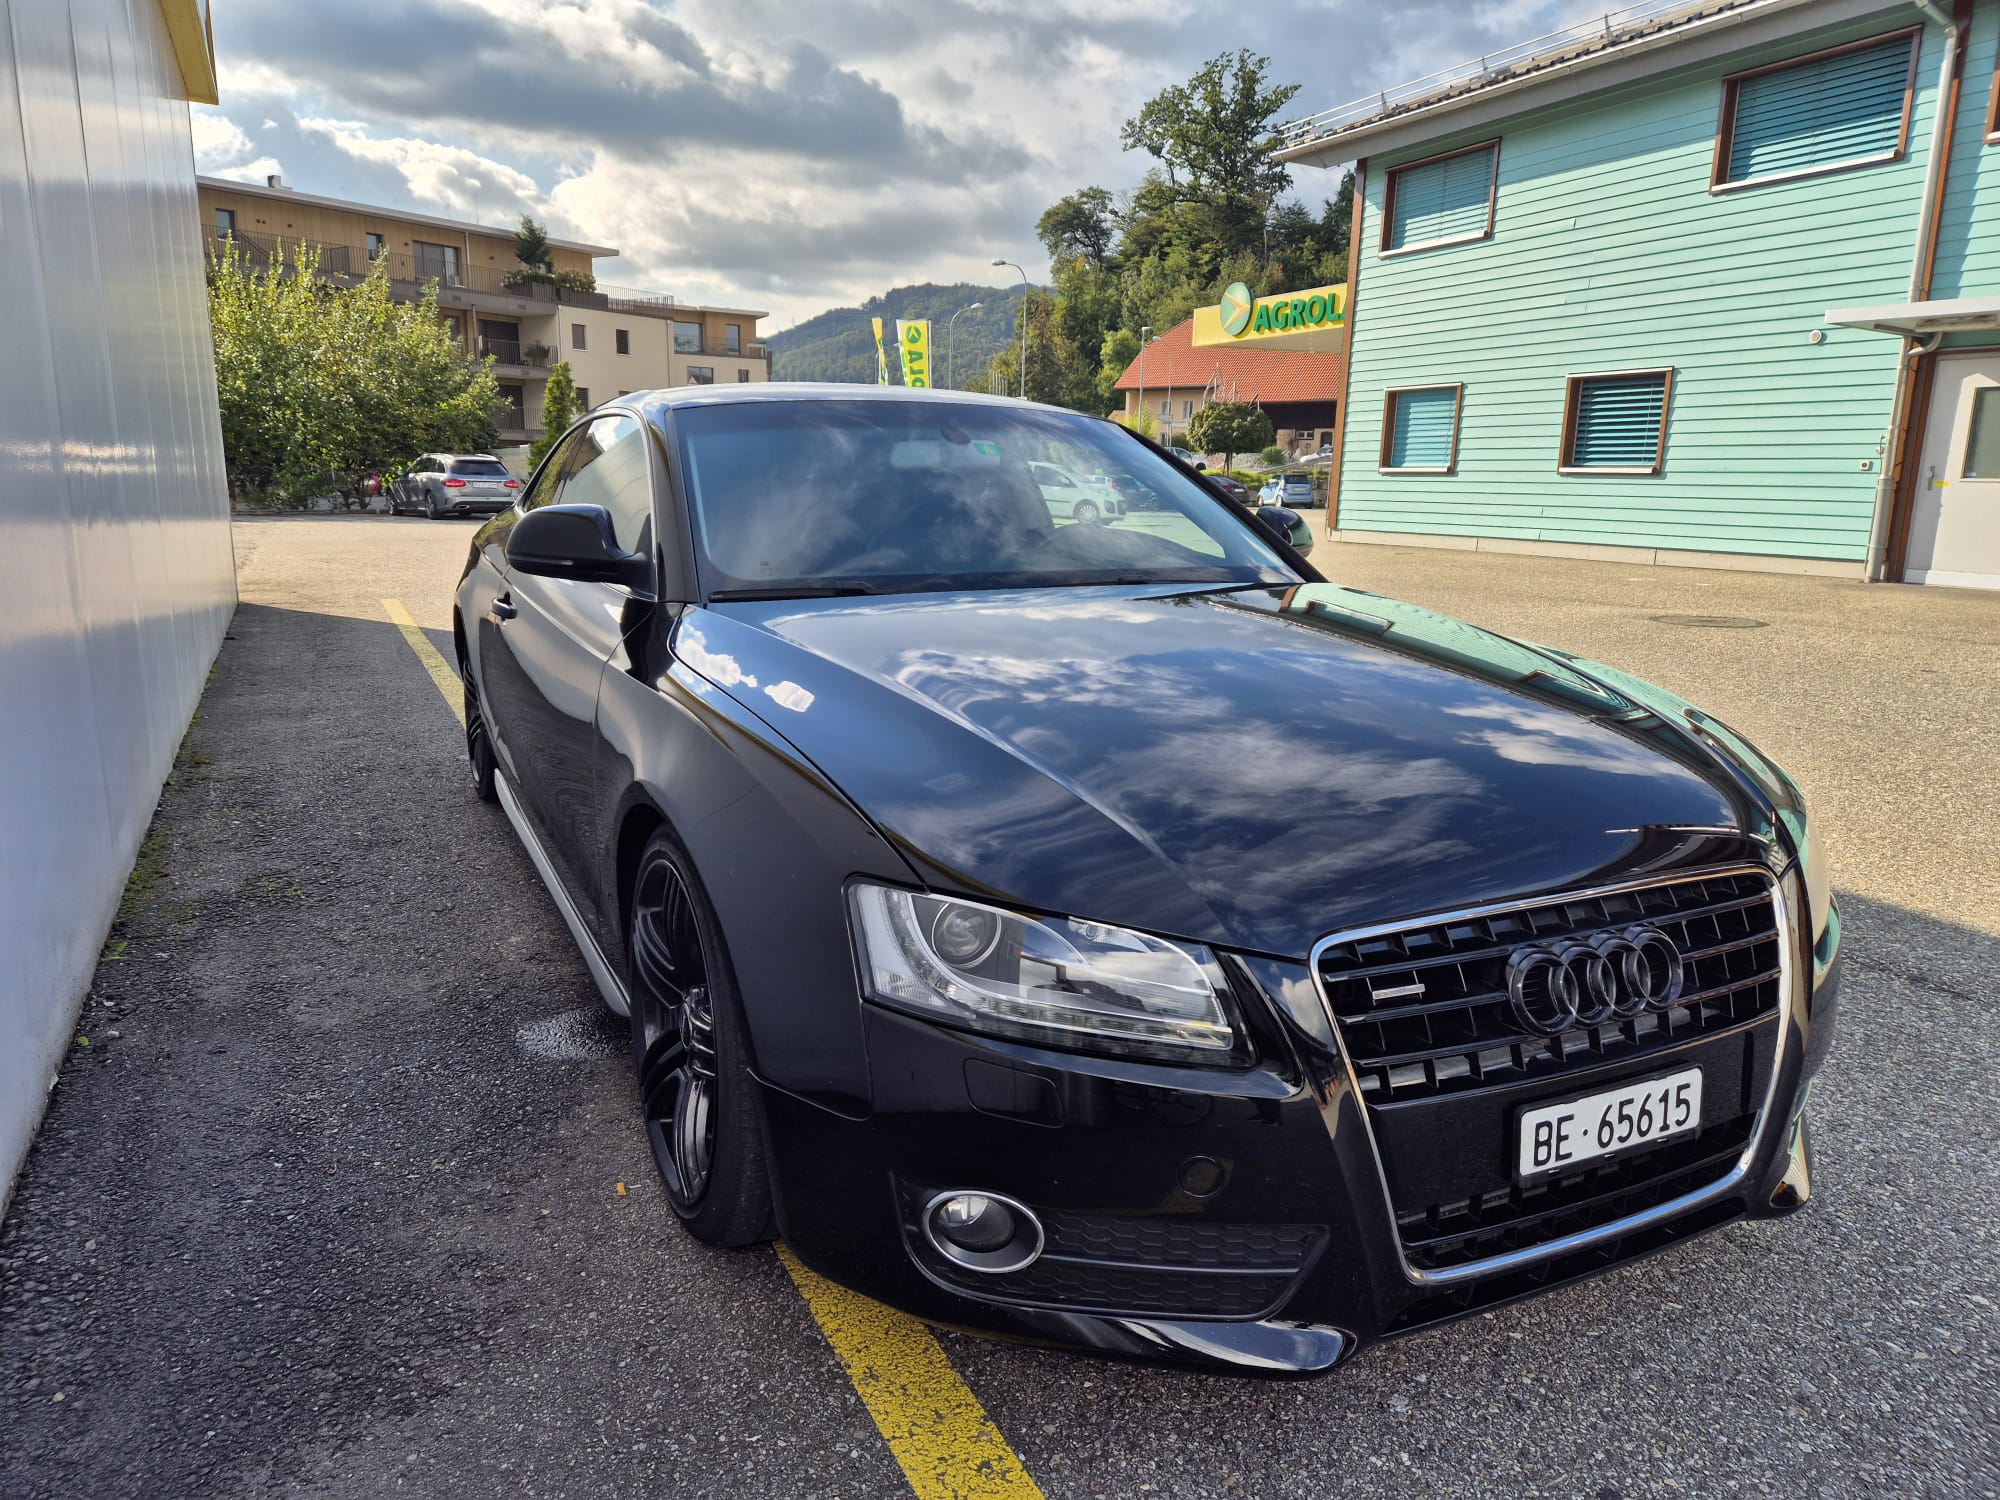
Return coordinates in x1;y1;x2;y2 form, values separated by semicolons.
677;583;1770;959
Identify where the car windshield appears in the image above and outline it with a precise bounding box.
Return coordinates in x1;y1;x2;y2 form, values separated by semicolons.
674;399;1297;598
450;459;511;478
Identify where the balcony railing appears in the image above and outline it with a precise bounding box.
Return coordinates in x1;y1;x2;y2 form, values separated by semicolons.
208;229;354;275
473;336;555;369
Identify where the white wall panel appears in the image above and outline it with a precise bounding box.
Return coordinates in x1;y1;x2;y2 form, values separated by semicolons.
0;0;234;1207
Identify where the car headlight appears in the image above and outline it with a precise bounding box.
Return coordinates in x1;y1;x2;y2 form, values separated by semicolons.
848;883;1243;1061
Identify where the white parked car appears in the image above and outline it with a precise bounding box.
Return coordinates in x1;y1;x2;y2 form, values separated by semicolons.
1031;462;1124;524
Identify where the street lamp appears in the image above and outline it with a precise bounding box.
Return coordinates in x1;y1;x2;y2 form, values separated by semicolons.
992;259;1029;399
945;301;982;389
1135;325;1151;435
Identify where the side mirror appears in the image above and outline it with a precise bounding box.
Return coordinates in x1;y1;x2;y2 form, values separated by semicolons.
1253;505;1316;562
506;504;653;591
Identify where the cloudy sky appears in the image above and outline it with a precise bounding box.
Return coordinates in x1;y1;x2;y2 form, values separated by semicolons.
194;0;1597;328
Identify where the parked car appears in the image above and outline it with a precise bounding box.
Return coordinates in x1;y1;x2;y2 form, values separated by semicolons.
389;454;521;518
1029;461;1123;524
456;386;1838;1375
1204;472;1250;502
1089;470;1163;511
1258;472;1319;509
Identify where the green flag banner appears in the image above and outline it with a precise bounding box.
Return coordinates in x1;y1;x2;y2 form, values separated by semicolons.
897;320;932;388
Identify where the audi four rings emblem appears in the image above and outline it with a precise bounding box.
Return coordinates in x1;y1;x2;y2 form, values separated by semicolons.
1504;926;1686;1036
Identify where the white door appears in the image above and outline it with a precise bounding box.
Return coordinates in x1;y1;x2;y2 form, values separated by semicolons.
1906;352;2000;590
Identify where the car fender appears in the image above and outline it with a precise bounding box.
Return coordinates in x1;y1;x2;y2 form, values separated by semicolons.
592;625;920;1118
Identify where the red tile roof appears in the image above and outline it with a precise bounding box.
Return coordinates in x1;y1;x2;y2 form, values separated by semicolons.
1111;317;1343;403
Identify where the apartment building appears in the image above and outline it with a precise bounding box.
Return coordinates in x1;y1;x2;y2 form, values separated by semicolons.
196;176;769;445
1280;0;2000;588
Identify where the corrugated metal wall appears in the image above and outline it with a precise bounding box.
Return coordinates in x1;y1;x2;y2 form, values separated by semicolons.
1335;8;1992;562
0;0;235;1206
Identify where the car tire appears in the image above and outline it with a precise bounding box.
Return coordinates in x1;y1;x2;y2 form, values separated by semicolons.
627;829;776;1249
1073;499;1100;525
463;669;498;804
425;488;441;520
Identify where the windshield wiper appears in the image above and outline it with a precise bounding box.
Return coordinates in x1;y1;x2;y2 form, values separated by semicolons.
706;584;881;602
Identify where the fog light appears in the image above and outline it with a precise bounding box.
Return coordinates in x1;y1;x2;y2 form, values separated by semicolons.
934;1194;1015;1251
922;1190;1043;1274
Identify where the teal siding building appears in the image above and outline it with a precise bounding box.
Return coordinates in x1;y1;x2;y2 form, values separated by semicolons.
1280;0;2000;588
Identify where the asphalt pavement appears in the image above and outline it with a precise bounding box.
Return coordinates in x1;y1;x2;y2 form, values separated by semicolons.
1;514;1994;1499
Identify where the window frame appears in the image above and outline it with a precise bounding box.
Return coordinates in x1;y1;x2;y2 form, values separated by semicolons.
615;327;631;356
686;367;715;386
1709;28;1921;193
1378;139;1500;258
571;322;586;351
213;207;235;236
1378;383;1465;475
365;231;384;260
1987;41;2000;145
1558;368;1675;476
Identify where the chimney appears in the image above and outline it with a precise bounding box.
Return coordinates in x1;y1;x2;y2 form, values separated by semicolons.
266;173;286;190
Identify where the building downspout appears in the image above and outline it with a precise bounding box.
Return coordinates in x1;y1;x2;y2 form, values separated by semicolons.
1864;0;1968;580
1325;160;1366;537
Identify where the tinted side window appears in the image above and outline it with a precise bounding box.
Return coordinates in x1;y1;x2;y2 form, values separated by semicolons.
519;434;579;511
560;414;653;559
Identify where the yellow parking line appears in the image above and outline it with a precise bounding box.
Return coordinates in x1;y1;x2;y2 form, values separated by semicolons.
382;598;465;727
384;592;1035;1495
777;1244;1043;1500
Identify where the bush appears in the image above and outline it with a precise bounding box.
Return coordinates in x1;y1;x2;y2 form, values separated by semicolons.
1258;445;1285;466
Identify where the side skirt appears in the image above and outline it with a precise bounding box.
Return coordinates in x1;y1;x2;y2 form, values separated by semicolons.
495;771;633;1018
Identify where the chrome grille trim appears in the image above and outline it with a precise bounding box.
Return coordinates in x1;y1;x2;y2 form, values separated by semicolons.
1307;864;1797;1288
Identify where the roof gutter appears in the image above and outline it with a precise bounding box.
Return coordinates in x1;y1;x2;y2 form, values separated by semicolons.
1863;0;1969;582
1275;0;1824;166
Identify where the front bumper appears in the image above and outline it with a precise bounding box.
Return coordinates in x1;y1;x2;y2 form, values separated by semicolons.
763;872;1840;1375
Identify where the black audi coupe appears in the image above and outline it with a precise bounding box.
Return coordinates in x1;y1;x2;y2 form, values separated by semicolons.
455;386;1840;1374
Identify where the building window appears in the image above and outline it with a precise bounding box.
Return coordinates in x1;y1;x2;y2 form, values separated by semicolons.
687;367;715;385
213;208;235;237
1989;46;2000;143
1963;388;2000;478
366;231;385;261
1560;370;1673;474
1380;385;1463;473
1381;140;1498;255
571;323;586;351
1158;399;1169;418
737;370;751;382
615;328;630;356
674;322;703;353
497;384;525;428
575;387;591;410
412;240;461;286
725;323;741;355
1713;31;1918;190
1182;400;1194;420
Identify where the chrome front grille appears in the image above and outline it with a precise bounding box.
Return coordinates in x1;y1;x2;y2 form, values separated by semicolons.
1315;870;1782;1103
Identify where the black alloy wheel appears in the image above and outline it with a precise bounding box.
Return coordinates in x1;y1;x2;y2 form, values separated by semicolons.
1073;499;1100;525
626;830;775;1247
462;668;498;802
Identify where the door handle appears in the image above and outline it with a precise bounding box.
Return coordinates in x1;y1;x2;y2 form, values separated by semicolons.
491;594;518;620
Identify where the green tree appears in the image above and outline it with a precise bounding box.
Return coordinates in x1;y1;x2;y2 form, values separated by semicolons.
531;362;581;469
1097;327;1140;406
1119;51;1300;262
1186;401;1273;472
513;215;553;273
207;243;499;505
1037;187;1119;268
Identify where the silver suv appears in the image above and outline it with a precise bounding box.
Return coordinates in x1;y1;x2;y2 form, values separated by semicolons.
388;454;521;518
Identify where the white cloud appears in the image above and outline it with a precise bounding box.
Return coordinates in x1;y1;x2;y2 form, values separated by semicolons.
190;109;254;169
298;118;549;224
205;155;287;185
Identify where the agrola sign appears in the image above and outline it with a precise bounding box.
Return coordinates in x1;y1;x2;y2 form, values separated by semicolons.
1192;281;1348;348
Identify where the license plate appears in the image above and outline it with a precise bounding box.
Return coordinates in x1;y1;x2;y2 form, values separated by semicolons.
1516;1067;1702;1178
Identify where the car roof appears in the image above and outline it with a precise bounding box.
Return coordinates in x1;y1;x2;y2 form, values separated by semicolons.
620;382;1089;423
